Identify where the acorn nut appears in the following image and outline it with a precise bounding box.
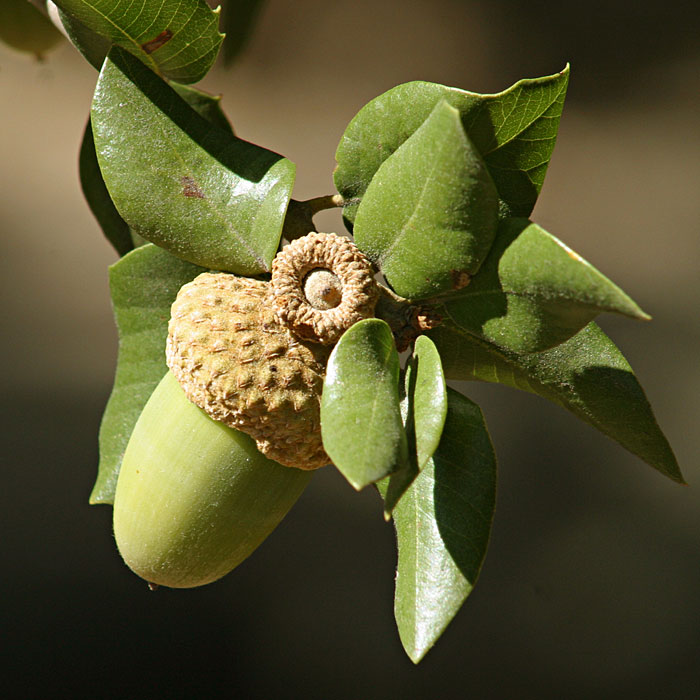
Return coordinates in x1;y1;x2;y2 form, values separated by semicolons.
113;371;312;588
166;273;330;470
271;232;379;345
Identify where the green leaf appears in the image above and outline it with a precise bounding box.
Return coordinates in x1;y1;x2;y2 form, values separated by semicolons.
429;321;684;483
92;244;204;504
52;0;223;83
382;335;448;516
321;319;408;491
0;0;63;58
56;7;112;70
335;67;569;225
80;83;233;257
221;0;266;66
443;218;649;353
170;83;234;135
412;335;449;468
92;47;295;274
379;387;497;664
353;100;498;300
79;117;133;257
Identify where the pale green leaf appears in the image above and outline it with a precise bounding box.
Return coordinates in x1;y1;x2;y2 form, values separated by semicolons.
92;244;204;504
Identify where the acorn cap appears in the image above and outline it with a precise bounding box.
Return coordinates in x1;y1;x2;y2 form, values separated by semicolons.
166;273;330;470
271;232;379;345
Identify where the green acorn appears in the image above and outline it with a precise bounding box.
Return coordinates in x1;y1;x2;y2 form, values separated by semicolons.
113;371;312;589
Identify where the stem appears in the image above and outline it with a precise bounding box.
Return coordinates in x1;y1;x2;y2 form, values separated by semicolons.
302;194;345;215
282;195;346;242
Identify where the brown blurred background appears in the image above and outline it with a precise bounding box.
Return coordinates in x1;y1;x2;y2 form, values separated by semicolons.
2;1;699;697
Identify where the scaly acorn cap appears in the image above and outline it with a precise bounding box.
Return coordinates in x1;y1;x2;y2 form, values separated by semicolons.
166;273;330;470
271;232;379;344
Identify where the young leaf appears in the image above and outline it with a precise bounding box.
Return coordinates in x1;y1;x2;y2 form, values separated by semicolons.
379;387;497;664
382;335;448;516
51;0;223;83
335;67;569;224
353;100;498;300
443;218;649;353
92;47;295;275
321;319;408;491
429;321;684;483
92;244;204;504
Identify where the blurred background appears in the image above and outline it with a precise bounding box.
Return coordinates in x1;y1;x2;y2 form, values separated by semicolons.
1;0;699;697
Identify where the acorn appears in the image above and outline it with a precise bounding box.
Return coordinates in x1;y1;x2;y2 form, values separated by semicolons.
271;231;379;345
166;232;379;469
113;371;312;588
166;273;330;470
114;232;379;587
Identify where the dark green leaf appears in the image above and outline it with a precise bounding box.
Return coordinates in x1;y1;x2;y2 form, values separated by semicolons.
171;83;234;135
92;244;204;504
354;100;498;300
79;117;133;257
0;0;63;58
321;319;408;490
429;321;684;483
379;387;497;663
92;47;295;274
443;218;649;352
52;0;223;83
335;67;569;225
221;0;266;65
56;7;111;69
382;335;448;516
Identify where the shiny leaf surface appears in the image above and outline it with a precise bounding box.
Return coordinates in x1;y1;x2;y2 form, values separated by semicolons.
354;100;498;300
430;321;683;483
335;67;569;224
79;116;133;257
380;388;496;663
321;319;408;490
444;218;649;352
52;0;223;83
80;84;233;257
92;47;295;274
92;244;204;504
382;335;448;516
